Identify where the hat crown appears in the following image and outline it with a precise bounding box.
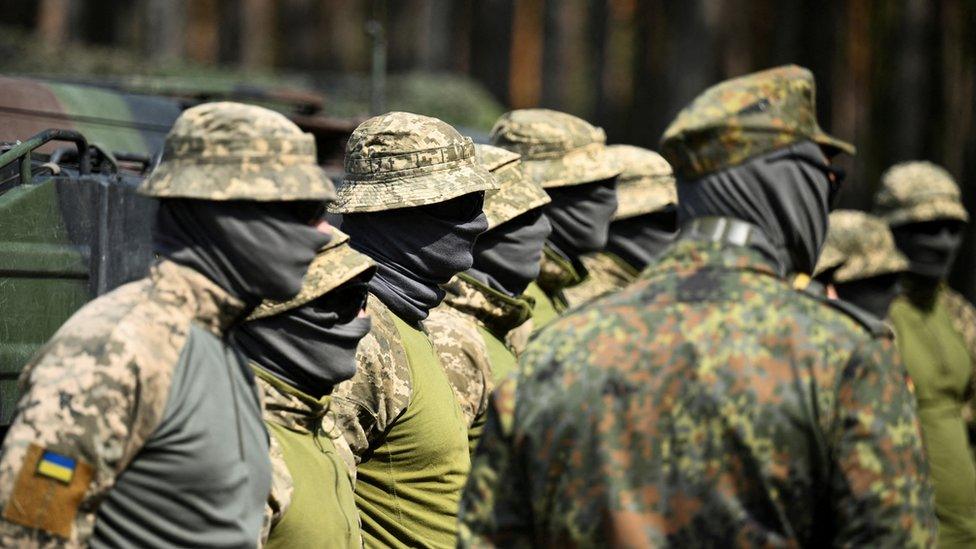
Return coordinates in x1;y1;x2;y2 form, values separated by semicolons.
610;145;674;182
345;111;474;174
140;101;333;201
608;145;676;220
873;161;968;225
490;108;606;158
817;210;908;282
475;143;549;229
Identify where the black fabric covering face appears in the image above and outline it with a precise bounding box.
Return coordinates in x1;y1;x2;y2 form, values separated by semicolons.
341;193;488;324
468;208;552;296
235;278;372;398
154;199;331;307
892;220;965;281
835;273;902;320
677;140;832;275
544;178;618;264
604;206;679;272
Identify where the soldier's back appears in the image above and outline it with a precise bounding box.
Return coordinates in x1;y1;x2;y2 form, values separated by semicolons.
508;239;933;547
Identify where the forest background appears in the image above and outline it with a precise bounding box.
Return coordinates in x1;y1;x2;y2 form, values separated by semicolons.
2;0;975;298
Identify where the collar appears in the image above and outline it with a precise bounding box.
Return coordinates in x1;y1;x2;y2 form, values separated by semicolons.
442;273;535;338
680;216;787;277
149;260;248;336
645;237;783;282
252;366;330;435
537;245;584;296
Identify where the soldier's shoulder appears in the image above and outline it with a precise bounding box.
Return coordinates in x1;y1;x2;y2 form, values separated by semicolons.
333;297;412;405
30;277;192;375
793;282;893;340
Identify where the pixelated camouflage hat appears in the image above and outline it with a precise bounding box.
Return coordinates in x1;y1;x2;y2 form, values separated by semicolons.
660;65;856;180
815;210;909;283
489;108;621;189
872;161;969;227
248;227;375;320
328;111;498;213
475;144;550;229
140;101;336;201
608;145;677;220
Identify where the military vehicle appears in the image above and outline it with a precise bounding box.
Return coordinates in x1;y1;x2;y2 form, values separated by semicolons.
0;76;360;432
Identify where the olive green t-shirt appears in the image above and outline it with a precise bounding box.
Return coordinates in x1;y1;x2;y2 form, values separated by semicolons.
355;314;471;548
890;292;976;548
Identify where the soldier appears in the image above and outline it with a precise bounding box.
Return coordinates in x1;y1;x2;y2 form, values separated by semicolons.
425;144;551;451
0;102;336;545
327;112;497;548
564;145;678;307
490;108;621;333
812;209;909;318
873;161;976;547
459;65;936;547
235;228;376;548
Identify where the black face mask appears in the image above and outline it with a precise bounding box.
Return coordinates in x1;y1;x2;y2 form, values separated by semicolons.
154;199;331;306
678;141;832;274
234;277;372;397
468;208;552;296
835;273;902;320
604;206;679;272
892;220;965;281
341;193;488;323
544;178;618;263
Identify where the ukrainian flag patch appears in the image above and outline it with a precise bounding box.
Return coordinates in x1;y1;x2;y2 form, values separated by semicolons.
36;451;76;483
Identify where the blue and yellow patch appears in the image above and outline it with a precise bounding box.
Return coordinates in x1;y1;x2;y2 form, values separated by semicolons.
36;450;76;483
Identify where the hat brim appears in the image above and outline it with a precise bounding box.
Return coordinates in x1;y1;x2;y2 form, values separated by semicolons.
883;199;971;227
139;161;337;201
522;144;622;189
248;233;376;320
484;166;551;229
327;162;498;213
613;177;677;220
812;130;856;158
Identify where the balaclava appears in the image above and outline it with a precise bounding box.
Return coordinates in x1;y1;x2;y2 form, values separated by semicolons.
468;208;552;296
544;178;618;265
678;140;832;274
891;220;964;282
154;198;332;307
834;273;902;319
341;192;488;323
234;276;372;398
604;205;679;272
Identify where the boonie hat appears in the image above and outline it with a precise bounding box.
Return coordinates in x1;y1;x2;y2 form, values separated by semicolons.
490;108;620;189
873;161;969;227
608;145;676;220
141;101;336;201
475;144;550;229
329;111;497;213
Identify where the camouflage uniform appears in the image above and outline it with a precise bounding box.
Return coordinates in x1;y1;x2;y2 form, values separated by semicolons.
328;112;497;549
425;144;548;450
490;108;621;345
814;210;909;283
564;145;677;307
874;161;976;547
248;229;375;548
460;66;936;547
0;102;336;546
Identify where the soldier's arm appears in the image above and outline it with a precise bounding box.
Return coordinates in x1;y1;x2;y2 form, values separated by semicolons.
829;335;937;547
0;335;169;545
330;328;412;464
261;432;292;546
458;378;534;548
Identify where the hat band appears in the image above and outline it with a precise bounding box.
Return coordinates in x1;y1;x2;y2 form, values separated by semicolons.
345;139;475;175
163;134;316;160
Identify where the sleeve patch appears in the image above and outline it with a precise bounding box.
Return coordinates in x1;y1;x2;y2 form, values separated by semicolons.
2;443;94;539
